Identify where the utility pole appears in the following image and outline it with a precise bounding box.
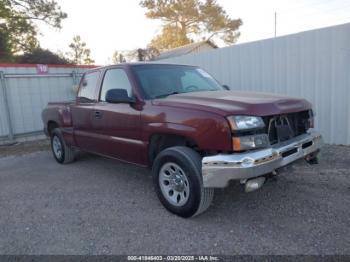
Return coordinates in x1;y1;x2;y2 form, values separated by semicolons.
274;11;277;37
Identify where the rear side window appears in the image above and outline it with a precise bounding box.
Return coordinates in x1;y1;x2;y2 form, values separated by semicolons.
100;68;132;101
78;71;100;102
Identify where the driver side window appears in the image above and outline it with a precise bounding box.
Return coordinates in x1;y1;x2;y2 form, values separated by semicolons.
100;69;132;102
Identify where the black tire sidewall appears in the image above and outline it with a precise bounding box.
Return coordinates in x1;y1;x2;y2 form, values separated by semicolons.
51;129;65;164
153;148;203;218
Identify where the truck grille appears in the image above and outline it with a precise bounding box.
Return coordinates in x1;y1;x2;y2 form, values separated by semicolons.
263;110;311;145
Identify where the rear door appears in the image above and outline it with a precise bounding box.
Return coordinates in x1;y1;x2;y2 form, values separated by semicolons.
71;70;101;151
91;67;143;163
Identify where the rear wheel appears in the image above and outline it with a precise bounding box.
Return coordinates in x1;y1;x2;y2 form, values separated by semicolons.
152;146;214;218
50;128;75;164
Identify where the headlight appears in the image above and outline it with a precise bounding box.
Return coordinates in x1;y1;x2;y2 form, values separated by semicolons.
227;116;265;130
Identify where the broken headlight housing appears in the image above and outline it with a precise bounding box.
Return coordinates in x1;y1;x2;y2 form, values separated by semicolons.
227;116;269;151
232;134;270;151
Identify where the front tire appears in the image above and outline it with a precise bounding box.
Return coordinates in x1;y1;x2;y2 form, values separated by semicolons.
50;128;75;164
152;146;214;218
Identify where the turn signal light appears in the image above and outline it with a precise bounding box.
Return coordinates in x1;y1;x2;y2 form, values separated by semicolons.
232;134;270;151
232;137;241;151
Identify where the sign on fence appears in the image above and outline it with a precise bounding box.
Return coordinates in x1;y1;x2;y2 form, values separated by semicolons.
36;64;49;75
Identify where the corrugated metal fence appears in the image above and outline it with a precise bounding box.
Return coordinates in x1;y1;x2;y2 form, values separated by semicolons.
0;65;93;144
1;23;349;145
161;23;350;145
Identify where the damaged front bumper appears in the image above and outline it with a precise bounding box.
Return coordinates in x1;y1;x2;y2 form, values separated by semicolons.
202;130;323;188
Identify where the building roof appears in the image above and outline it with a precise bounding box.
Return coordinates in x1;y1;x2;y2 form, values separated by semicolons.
155;40;217;60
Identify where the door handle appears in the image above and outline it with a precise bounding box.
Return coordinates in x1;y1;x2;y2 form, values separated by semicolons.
94;110;102;119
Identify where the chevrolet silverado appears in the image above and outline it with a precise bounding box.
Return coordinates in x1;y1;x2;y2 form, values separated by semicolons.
42;63;323;217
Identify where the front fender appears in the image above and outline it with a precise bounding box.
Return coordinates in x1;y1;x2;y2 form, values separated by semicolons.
143;118;232;152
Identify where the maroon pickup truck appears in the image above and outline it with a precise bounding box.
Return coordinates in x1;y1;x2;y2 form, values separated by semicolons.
42;63;322;217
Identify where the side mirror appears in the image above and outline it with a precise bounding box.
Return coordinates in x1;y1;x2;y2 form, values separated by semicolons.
222;84;230;90
105;89;135;103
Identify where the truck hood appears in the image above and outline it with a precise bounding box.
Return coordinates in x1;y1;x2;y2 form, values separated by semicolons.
152;90;311;116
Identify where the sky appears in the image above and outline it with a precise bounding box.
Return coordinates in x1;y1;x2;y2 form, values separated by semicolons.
38;0;350;64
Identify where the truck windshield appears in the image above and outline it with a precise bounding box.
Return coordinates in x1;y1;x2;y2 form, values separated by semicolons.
132;65;224;99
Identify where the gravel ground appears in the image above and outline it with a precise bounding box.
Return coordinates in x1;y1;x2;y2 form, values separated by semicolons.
0;139;50;158
0;143;349;255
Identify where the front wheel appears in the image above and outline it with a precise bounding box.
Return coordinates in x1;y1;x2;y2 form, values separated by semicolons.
152;146;214;218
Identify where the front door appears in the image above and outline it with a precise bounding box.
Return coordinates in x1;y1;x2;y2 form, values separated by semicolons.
91;68;143;164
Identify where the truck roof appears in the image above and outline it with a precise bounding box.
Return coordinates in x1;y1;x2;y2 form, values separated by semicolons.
85;62;197;73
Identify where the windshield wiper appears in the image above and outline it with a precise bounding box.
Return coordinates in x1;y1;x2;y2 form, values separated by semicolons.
153;91;180;99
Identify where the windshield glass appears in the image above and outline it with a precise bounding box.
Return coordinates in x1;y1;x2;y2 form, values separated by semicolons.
132;64;224;99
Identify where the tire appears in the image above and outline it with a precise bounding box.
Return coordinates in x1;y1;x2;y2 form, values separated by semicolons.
50;128;75;164
152;146;214;218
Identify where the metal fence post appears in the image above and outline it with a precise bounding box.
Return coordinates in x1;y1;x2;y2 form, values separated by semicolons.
0;71;14;142
71;70;79;94
72;70;77;85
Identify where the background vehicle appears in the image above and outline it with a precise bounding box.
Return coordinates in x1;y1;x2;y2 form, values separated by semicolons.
42;63;322;218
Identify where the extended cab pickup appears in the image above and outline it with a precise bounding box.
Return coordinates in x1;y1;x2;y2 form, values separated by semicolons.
42;63;323;217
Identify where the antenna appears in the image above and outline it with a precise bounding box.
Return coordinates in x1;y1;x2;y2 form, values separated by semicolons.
274;11;277;37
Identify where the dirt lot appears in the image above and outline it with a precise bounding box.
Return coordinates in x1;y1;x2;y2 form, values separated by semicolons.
0;139;50;158
0;142;349;255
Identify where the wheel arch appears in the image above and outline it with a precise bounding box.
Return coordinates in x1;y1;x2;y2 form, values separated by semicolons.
148;133;199;165
47;121;59;136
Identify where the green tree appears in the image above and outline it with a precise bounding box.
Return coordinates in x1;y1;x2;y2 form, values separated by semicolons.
0;24;13;62
151;25;192;50
137;47;159;61
67;35;95;65
128;47;159;61
112;51;126;64
18;48;70;64
140;0;242;51
0;0;67;55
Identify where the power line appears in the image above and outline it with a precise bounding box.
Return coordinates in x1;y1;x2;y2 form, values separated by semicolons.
274;11;277;37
